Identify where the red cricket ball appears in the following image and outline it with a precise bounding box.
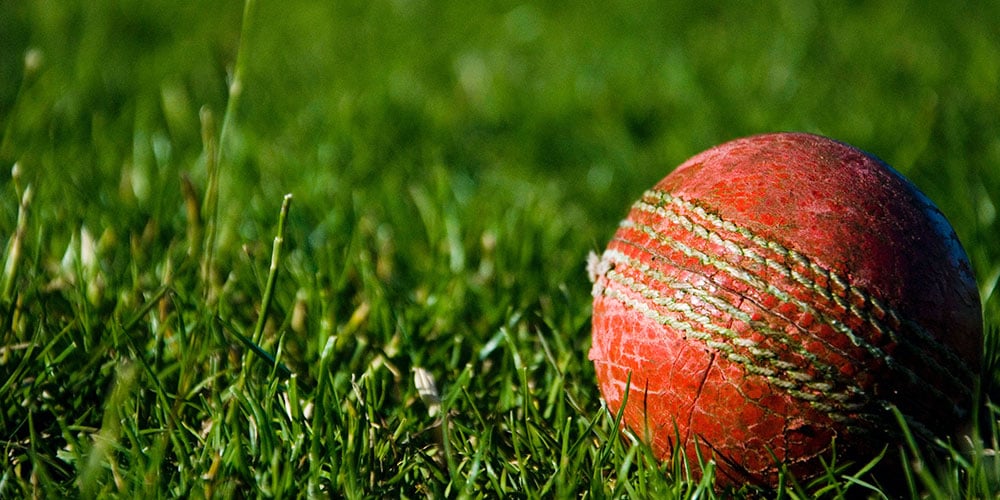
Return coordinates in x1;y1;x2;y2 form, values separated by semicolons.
589;132;982;487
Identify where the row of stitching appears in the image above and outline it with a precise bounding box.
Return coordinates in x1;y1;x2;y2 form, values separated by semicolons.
601;249;864;418
619;215;866;364
604;246;866;419
642;189;975;390
599;260;910;433
618;216;966;423
603;248;837;380
649;192;977;400
633;190;974;400
598;249;937;441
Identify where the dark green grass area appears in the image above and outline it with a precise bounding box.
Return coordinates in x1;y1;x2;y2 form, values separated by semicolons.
2;1;999;497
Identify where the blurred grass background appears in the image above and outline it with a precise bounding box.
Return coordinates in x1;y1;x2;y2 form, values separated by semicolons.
2;0;999;497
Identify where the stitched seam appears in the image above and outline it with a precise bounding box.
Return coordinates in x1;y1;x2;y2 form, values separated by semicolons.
641;189;974;387
631;190;974;398
602;254;865;421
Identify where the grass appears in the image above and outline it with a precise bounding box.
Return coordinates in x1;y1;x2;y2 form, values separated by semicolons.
1;1;999;497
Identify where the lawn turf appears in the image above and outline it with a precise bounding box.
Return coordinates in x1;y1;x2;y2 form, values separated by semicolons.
2;1;999;497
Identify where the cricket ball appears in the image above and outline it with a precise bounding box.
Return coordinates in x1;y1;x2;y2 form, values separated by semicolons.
589;132;982;487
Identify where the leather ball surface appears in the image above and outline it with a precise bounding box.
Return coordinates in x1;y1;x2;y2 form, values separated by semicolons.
589;132;982;487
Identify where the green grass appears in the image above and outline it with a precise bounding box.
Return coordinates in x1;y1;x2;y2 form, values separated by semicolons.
2;1;999;497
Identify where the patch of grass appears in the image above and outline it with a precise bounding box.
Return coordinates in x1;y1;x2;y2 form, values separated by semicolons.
2;1;999;497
